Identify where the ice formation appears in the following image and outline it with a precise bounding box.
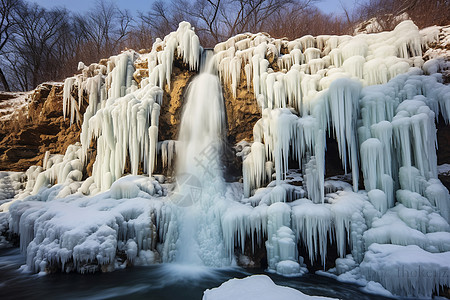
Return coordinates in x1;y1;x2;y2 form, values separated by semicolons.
0;172;25;201
7;175;164;273
63;21;202;193
360;244;450;298
203;275;336;300
266;202;304;276
216;21;448;205
0;20;449;298
161;50;230;267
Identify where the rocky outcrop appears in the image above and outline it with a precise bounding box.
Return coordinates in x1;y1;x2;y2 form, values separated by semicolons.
158;57;197;141
437;115;450;190
0;83;80;171
223;72;261;143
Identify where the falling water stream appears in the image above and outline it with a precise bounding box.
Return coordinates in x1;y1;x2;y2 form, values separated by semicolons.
176;49;225;177
166;50;229;267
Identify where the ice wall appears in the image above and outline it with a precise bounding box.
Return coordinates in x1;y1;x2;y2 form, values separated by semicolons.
60;22;202;194
218;21;449;208
214;20;450;295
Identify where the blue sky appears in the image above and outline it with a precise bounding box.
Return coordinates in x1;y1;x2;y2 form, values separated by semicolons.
33;0;357;15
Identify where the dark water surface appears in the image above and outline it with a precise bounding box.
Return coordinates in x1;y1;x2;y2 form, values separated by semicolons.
0;247;391;300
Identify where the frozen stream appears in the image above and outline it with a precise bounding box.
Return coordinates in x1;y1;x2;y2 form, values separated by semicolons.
0;246;392;300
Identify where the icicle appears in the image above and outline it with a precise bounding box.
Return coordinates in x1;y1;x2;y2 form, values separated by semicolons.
371;121;393;177
304;48;320;64
328;78;361;191
148;126;158;176
43;151;50;170
62;77;75;121
292;202;333;266
243;142;266;197
368;189;388;214
360;138;384;191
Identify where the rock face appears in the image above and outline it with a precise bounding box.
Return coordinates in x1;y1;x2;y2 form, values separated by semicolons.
437;115;450;190
158;57;197;141
0;83;80;171
223;72;261;143
153;54;262;145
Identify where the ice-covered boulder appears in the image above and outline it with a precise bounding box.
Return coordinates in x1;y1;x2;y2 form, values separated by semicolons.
202;275;336;300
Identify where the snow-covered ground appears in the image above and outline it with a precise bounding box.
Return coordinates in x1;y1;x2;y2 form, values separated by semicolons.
0;92;30;122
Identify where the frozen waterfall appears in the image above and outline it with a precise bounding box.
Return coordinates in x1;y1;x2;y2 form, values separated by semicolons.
176;50;225;178
2;20;450;299
165;50;229;266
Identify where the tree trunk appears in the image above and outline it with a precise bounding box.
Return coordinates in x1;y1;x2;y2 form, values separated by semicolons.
0;67;10;91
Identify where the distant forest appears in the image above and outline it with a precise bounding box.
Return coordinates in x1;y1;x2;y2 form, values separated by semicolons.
0;0;448;91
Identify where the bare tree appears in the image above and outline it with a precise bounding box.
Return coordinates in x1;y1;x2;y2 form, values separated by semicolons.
126;21;154;51
354;0;450;32
74;0;132;63
139;0;185;40
219;0;297;36
142;0;317;46
1;0;134;91
404;0;449;28
266;4;347;39
176;0;223;46
8;0;446;93
5;3;72;90
0;0;21;91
